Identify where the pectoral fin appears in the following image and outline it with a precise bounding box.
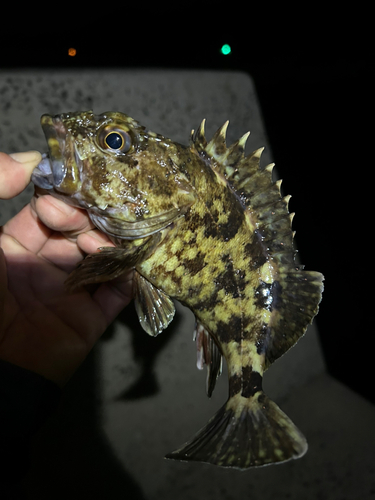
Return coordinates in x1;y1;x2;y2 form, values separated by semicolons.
65;237;155;290
133;271;175;336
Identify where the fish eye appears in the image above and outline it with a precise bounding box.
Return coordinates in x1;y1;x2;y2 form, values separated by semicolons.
99;126;132;153
105;132;124;150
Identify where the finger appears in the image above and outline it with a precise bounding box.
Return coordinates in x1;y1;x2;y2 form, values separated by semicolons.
76;229;115;255
2;203;52;254
37;232;86;273
92;270;134;329
0;151;42;199
33;195;95;238
38;228;114;276
0;248;7;333
2;234;67;305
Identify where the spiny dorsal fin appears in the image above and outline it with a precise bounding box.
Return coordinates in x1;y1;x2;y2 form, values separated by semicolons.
192;120;277;210
191;120;296;269
192;119;264;178
192;120;250;174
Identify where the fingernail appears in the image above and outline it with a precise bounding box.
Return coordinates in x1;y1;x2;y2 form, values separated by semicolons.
9;151;42;164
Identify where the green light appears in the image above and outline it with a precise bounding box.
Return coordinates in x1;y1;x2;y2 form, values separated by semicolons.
221;44;231;55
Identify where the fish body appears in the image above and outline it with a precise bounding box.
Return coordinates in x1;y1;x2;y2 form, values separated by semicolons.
32;111;324;469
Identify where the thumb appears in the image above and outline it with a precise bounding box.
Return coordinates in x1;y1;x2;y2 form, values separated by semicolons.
0;151;42;199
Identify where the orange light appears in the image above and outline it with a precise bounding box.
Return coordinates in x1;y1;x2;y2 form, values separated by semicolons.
68;47;77;57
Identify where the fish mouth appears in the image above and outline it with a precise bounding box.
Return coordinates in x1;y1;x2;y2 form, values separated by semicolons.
31;114;68;191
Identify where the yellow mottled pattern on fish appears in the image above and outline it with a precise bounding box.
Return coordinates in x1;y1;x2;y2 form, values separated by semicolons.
32;110;324;469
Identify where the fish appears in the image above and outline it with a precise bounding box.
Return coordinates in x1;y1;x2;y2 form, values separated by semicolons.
31;110;324;469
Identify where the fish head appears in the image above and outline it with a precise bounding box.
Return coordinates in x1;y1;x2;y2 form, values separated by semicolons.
32;111;195;239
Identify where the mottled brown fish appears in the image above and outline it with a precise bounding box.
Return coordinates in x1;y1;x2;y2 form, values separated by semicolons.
32;111;324;469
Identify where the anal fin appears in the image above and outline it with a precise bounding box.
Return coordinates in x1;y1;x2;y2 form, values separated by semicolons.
194;320;223;397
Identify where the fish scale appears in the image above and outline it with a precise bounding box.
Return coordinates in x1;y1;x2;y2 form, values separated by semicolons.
31;110;324;469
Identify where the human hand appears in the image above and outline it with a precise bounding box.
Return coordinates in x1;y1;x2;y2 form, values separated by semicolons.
0;152;133;386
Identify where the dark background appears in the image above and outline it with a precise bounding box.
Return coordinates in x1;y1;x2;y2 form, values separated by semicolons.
1;6;374;403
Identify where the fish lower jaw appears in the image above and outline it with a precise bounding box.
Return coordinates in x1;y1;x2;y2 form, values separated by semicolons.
32;152;66;188
31;153;54;189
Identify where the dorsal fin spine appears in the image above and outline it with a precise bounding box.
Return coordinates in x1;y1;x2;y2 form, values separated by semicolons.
206;121;229;157
193;119;207;151
283;194;292;209
265;163;275;174
225;131;250;168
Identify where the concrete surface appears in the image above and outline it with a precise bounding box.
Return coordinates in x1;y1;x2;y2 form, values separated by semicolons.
0;69;374;499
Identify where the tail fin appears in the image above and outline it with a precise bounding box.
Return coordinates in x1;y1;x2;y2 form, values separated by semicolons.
165;393;307;469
